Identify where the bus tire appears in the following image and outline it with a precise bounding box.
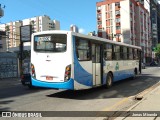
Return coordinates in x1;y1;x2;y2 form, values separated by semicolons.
106;72;113;88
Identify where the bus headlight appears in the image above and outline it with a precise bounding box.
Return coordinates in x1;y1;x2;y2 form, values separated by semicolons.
31;63;36;78
64;64;71;82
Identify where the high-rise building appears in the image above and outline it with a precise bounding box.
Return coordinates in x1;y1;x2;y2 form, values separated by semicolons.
0;15;60;51
157;3;160;44
150;0;159;48
0;21;23;51
22;15;60;33
96;0;151;63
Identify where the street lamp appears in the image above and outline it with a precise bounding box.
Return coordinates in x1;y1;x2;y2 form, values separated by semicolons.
0;4;5;18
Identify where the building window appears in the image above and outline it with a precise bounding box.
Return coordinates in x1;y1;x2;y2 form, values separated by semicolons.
115;18;120;22
115;2;120;6
109;4;112;10
98;21;102;25
115;10;120;15
116;26;121;30
97;14;101;18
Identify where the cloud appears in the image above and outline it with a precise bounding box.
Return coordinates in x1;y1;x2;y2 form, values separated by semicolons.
79;28;85;34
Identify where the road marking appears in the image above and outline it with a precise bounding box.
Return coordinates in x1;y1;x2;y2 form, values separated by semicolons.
101;96;133;111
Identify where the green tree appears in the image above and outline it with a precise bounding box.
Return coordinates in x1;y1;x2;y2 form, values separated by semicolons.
154;44;160;58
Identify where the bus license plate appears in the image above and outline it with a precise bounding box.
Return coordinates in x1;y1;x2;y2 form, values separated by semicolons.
46;76;53;80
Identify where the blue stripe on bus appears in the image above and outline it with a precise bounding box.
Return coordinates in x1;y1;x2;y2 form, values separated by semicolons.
73;37;93;86
113;69;134;81
103;69;134;83
32;77;74;90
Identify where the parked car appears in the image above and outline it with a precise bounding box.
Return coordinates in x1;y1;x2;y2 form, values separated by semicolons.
21;74;33;88
141;62;145;69
150;61;158;66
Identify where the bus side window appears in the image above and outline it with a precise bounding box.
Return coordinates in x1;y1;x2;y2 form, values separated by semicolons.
133;49;136;60
76;38;91;61
129;48;133;60
120;46;123;60
104;44;112;60
123;47;128;60
114;45;120;60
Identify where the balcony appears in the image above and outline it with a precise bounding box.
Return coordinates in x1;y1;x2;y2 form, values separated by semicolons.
116;22;121;26
97;17;102;21
116;30;121;34
115;6;121;10
97;9;101;13
98;25;102;29
116;37;121;42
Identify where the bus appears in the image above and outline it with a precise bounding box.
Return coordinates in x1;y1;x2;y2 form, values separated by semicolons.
31;30;142;90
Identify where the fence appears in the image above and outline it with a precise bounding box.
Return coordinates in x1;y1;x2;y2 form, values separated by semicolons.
0;52;19;79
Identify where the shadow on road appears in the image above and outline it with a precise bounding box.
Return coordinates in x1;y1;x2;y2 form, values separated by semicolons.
0;100;14;112
0;83;48;99
47;74;160;100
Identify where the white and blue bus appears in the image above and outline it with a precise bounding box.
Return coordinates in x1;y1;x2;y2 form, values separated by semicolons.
31;30;142;90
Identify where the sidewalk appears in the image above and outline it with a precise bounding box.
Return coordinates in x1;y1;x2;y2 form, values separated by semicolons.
115;81;160;120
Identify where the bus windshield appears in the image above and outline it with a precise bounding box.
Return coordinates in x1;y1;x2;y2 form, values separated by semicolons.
34;34;67;52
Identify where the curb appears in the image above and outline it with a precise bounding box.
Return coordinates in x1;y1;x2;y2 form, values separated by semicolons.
114;81;160;120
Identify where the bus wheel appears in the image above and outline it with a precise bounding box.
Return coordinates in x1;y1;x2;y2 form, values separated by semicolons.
106;72;113;88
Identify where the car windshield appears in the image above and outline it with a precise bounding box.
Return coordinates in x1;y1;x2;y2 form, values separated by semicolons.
34;34;67;53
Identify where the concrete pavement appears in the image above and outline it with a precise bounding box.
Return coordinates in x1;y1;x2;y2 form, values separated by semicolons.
115;81;160;120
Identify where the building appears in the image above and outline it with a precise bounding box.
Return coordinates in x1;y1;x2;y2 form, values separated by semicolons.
157;2;160;44
70;24;79;33
0;15;60;52
150;0;159;48
23;15;60;33
96;0;151;63
0;31;6;52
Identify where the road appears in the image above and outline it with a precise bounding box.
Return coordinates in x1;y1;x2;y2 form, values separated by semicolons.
0;66;160;120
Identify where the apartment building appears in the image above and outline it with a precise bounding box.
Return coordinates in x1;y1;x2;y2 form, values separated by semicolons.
23;15;60;33
96;0;151;63
0;21;22;51
0;31;6;52
0;15;60;51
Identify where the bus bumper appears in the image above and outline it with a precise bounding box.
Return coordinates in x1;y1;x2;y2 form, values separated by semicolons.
31;77;74;90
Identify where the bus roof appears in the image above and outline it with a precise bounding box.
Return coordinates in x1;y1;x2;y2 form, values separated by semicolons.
32;30;141;50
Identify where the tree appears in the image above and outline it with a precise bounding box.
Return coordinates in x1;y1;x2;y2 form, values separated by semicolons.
154;44;160;58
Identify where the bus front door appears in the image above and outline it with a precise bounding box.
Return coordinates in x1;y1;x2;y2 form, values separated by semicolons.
92;44;101;86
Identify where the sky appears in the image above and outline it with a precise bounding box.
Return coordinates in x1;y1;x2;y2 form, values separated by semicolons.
0;0;100;34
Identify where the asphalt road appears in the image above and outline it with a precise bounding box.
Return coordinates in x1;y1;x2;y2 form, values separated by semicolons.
0;66;160;120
